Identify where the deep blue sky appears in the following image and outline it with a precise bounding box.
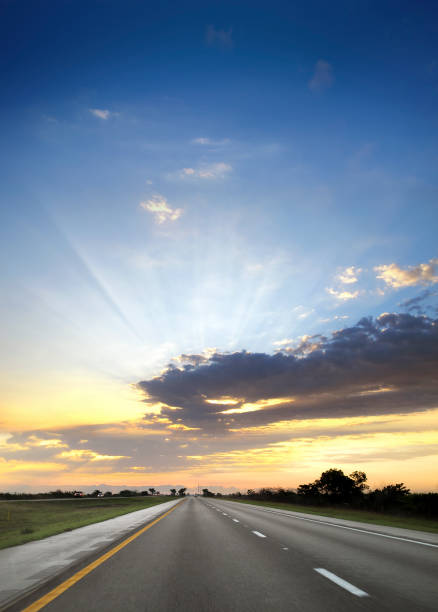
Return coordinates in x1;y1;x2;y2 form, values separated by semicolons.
2;0;437;373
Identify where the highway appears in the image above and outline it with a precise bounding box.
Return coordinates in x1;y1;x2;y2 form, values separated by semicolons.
11;497;438;611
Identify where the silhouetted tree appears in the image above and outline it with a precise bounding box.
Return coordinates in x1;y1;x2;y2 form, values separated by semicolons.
317;469;356;501
170;488;177;496
297;482;320;498
349;471;369;493
381;483;410;498
368;483;410;512
148;488;156;496
259;487;274;498
178;487;187;496
297;468;368;503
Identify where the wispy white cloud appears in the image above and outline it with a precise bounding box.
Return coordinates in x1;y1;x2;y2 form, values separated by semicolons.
140;195;183;224
192;137;231;146
375;258;438;288
205;25;233;49
298;310;314;319
272;338;294;347
179;162;232;180
89;108;115;120
319;314;350;323
309;60;334;92
245;263;264;274
327;287;359;301
292;305;315;319
337;266;362;285
327;265;362;301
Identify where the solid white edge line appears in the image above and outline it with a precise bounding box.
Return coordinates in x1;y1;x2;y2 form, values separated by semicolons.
314;568;369;597
252;530;267;538
230;504;438;548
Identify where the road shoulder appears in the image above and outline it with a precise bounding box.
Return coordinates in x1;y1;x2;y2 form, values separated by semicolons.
0;498;181;611
225;500;438;547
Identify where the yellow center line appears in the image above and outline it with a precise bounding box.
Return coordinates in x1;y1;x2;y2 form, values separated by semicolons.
21;501;183;612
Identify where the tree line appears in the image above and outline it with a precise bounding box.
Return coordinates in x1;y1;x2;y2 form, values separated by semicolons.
227;469;437;519
0;487;187;500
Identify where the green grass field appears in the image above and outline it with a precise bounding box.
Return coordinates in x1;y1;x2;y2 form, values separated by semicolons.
230;499;438;533
0;496;175;549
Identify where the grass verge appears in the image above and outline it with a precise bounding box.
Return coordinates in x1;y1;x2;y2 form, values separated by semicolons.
0;496;176;549
230;499;438;533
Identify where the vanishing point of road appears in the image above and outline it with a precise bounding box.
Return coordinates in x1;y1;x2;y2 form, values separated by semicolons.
10;497;438;612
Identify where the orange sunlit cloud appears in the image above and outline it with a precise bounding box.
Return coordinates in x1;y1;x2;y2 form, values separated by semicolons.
1;409;437;492
55;450;131;462
221;397;295;415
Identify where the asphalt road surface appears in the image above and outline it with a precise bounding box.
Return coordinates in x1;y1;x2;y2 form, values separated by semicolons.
12;497;438;612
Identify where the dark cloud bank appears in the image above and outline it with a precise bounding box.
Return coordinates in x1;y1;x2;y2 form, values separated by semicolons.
138;313;438;432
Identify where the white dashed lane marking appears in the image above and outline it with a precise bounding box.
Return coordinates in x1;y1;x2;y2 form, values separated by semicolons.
212;505;292;552
314;568;369;597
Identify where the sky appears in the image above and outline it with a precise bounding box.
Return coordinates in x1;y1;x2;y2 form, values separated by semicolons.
1;0;438;493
